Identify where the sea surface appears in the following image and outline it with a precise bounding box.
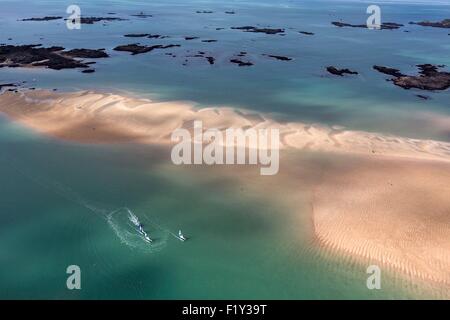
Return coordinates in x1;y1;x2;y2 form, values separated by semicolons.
0;0;449;299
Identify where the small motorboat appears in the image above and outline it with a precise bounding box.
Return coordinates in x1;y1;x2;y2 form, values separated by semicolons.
136;225;152;244
178;230;187;242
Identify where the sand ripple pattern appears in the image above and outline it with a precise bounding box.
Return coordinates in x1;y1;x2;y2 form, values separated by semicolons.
312;157;450;293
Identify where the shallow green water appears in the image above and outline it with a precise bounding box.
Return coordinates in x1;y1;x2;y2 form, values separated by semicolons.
0;118;433;299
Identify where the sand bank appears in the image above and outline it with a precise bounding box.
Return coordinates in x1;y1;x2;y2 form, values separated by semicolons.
0;89;450;161
0;89;449;289
313;155;450;289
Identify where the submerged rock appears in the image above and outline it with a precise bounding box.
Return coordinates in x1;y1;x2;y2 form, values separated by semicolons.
326;66;358;76
416;94;430;100
299;31;314;35
148;34;166;39
185;51;215;65
263;54;292;61
131;12;152;18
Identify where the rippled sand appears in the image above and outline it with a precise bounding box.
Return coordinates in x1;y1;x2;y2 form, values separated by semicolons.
1;89;449;293
313;155;450;288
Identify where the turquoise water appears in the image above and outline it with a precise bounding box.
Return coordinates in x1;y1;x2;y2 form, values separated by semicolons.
0;0;449;299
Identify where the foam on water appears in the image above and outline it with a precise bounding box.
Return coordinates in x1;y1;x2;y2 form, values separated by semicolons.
106;207;168;253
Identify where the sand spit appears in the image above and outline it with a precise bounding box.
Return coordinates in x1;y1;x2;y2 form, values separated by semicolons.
0;89;449;290
0;89;449;162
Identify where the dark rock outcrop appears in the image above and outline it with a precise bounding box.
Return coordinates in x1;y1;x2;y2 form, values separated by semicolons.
373;65;405;77
0;44;105;70
78;17;126;24
373;64;450;91
326;66;358;76
0;83;17;90
394;64;450;90
113;44;180;55
113;44;153;55
47;46;66;52
409;19;450;28
299;31;314;35
230;59;253;67
21;16;62;21
332;21;403;30
201;40;218;43
63;48;108;58
205;56;215;65
124;33;150;38
231;26;285;35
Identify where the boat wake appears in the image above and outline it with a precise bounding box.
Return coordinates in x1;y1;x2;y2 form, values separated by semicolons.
106;207;168;253
3;154;171;253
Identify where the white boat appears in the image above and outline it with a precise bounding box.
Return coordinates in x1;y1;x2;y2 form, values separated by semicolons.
136;224;152;243
178;230;187;242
